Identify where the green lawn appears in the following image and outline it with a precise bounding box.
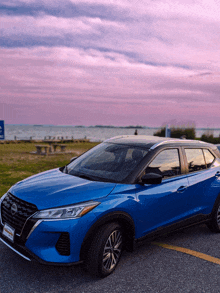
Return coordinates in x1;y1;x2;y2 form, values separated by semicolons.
0;141;99;197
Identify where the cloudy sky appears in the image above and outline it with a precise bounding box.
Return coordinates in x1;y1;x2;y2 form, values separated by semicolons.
0;0;220;127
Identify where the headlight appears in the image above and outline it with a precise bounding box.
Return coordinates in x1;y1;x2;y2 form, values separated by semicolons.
32;201;100;219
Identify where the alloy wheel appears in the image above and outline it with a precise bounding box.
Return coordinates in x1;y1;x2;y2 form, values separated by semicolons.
217;205;220;226
102;229;122;271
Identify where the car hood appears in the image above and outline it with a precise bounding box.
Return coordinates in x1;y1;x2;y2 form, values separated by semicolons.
10;168;116;210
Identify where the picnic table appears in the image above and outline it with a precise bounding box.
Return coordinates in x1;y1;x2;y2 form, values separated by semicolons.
35;141;67;155
44;140;60;153
53;144;67;152
35;145;49;155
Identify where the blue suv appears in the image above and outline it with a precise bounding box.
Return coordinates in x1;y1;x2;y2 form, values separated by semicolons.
1;136;220;277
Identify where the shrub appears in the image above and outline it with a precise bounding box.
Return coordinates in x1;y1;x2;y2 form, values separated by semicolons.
154;128;165;137
200;134;220;144
154;127;196;139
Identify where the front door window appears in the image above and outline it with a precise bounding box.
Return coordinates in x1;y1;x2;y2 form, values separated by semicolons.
145;149;181;178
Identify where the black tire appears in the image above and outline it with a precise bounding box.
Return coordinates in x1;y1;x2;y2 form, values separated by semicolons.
207;199;220;233
86;222;123;278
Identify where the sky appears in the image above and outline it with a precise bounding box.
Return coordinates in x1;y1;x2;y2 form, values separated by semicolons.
0;0;220;127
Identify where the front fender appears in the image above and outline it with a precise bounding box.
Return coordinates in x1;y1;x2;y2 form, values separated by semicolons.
80;211;136;260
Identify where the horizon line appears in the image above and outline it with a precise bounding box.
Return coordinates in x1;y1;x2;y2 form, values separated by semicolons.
4;123;220;130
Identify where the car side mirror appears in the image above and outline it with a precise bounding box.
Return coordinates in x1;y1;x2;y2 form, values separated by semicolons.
70;156;78;163
141;173;162;185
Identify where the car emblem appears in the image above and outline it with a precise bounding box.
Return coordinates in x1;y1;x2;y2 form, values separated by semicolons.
11;203;18;215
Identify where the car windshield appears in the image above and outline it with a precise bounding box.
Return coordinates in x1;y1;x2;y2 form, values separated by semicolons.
66;142;148;183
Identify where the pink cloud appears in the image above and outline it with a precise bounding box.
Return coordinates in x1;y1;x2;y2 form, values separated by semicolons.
1;46;220;127
1;0;220;127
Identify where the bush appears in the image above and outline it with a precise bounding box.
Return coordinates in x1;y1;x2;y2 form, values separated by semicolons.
154;127;220;144
200;134;220;144
154;127;196;139
154;128;166;137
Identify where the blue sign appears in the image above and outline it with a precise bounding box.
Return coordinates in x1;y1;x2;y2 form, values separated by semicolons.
0;120;5;140
165;125;171;138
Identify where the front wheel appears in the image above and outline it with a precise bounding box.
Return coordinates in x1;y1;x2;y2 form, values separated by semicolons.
86;222;123;277
207;200;220;232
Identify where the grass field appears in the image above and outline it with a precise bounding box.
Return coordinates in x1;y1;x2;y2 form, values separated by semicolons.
0;141;99;197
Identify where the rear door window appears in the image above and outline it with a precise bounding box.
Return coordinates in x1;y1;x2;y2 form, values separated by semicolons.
203;149;215;168
185;149;206;173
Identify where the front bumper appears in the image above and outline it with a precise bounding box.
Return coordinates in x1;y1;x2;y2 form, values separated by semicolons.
0;212;97;265
0;235;32;261
0;235;83;265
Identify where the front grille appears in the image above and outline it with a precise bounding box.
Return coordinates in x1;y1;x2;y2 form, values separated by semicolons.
1;193;38;235
56;233;70;256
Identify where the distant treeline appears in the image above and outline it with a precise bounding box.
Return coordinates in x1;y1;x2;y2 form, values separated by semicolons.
91;125;145;129
154;127;220;144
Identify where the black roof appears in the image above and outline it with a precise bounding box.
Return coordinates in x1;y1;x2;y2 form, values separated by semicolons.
104;135;217;150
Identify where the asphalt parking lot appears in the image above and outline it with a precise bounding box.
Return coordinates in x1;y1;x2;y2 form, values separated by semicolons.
1;224;220;293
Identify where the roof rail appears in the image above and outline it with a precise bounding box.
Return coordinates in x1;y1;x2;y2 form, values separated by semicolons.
104;135;130;142
150;139;206;150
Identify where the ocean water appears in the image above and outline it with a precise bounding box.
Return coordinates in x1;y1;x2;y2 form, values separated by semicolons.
4;125;220;142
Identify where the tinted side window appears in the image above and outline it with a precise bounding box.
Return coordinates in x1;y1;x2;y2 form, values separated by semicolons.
203;149;215;168
185;149;206;173
146;149;180;178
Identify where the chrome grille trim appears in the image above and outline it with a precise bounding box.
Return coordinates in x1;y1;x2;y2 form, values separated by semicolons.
26;220;42;240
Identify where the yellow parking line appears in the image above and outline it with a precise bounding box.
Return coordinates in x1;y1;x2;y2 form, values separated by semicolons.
152;242;220;265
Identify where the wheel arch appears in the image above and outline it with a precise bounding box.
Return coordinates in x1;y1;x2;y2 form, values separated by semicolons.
80;211;136;261
211;192;220;214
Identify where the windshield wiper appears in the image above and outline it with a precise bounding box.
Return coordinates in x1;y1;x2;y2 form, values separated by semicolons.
69;171;116;183
77;173;117;183
77;174;94;181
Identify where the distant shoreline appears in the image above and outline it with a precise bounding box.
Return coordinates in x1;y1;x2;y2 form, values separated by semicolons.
5;124;220;130
4;124;220;141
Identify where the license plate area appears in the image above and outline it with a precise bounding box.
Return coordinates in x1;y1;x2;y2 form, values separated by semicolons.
2;223;15;243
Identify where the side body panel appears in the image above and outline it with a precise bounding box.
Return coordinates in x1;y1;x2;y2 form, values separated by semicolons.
185;167;220;215
134;175;191;238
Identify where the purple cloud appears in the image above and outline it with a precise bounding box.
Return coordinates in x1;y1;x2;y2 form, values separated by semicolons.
0;0;220;127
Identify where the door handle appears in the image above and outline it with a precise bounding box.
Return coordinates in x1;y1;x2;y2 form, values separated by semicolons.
177;186;188;193
215;171;220;178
